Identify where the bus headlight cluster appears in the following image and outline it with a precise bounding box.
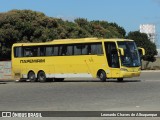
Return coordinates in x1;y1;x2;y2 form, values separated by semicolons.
120;68;128;71
138;68;141;71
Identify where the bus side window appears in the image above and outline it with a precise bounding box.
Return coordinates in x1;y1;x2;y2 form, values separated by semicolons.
14;47;22;58
67;45;73;55
91;44;96;54
53;46;59;56
91;43;103;55
24;47;33;57
38;46;45;56
32;47;38;57
74;45;81;55
87;45;91;54
23;47;38;57
46;46;53;56
98;44;103;54
82;45;88;55
61;45;67;55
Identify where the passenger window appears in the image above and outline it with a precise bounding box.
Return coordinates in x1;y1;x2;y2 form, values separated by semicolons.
61;46;67;55
67;45;73;55
38;47;45;56
82;45;88;55
91;43;103;54
46;47;53;56
14;47;22;58
23;47;38;57
74;45;81;55
53;46;59;56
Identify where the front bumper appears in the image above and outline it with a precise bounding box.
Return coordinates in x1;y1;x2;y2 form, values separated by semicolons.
119;67;141;78
120;71;141;78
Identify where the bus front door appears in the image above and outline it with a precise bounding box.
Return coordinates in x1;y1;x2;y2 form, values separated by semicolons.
105;42;120;78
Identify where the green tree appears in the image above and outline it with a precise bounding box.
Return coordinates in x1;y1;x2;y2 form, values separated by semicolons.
0;10;61;59
90;20;126;38
109;23;126;38
74;19;126;39
127;31;157;62
0;10;127;60
74;18;92;35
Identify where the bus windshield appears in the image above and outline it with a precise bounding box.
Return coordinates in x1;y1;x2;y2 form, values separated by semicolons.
117;41;141;67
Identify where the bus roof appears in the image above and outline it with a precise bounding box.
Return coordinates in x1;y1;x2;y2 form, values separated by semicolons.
12;38;134;47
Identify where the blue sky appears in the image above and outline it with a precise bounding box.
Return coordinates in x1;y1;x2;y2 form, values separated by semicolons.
0;0;160;47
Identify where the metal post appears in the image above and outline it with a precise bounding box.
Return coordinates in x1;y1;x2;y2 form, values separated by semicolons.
0;42;1;60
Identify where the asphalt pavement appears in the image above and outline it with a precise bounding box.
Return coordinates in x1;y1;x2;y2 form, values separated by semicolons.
0;71;160;120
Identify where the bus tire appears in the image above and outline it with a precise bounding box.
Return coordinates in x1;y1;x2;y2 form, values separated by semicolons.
98;70;106;82
38;71;46;82
117;78;123;82
28;71;36;82
54;78;64;82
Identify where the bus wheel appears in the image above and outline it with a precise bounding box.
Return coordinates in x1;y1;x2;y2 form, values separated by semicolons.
28;71;36;82
54;78;64;82
38;71;46;82
117;78;123;82
99;70;106;82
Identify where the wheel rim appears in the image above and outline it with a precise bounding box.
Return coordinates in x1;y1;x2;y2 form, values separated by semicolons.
99;71;106;82
100;73;103;79
39;73;45;81
38;71;46;82
29;72;35;81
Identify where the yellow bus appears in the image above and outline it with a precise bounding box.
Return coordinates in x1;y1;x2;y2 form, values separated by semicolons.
12;38;145;82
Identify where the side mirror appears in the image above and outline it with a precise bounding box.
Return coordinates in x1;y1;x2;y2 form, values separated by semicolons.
118;48;124;56
138;47;145;56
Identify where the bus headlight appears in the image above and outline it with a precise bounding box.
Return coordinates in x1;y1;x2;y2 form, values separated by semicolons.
138;68;141;71
120;68;128;71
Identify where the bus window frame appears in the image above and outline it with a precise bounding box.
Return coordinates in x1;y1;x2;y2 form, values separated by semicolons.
13;42;104;58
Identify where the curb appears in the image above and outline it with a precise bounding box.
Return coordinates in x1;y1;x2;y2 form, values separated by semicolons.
141;70;160;72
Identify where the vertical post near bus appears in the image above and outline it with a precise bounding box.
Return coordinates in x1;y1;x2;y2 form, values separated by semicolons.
0;42;2;60
0;42;6;60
